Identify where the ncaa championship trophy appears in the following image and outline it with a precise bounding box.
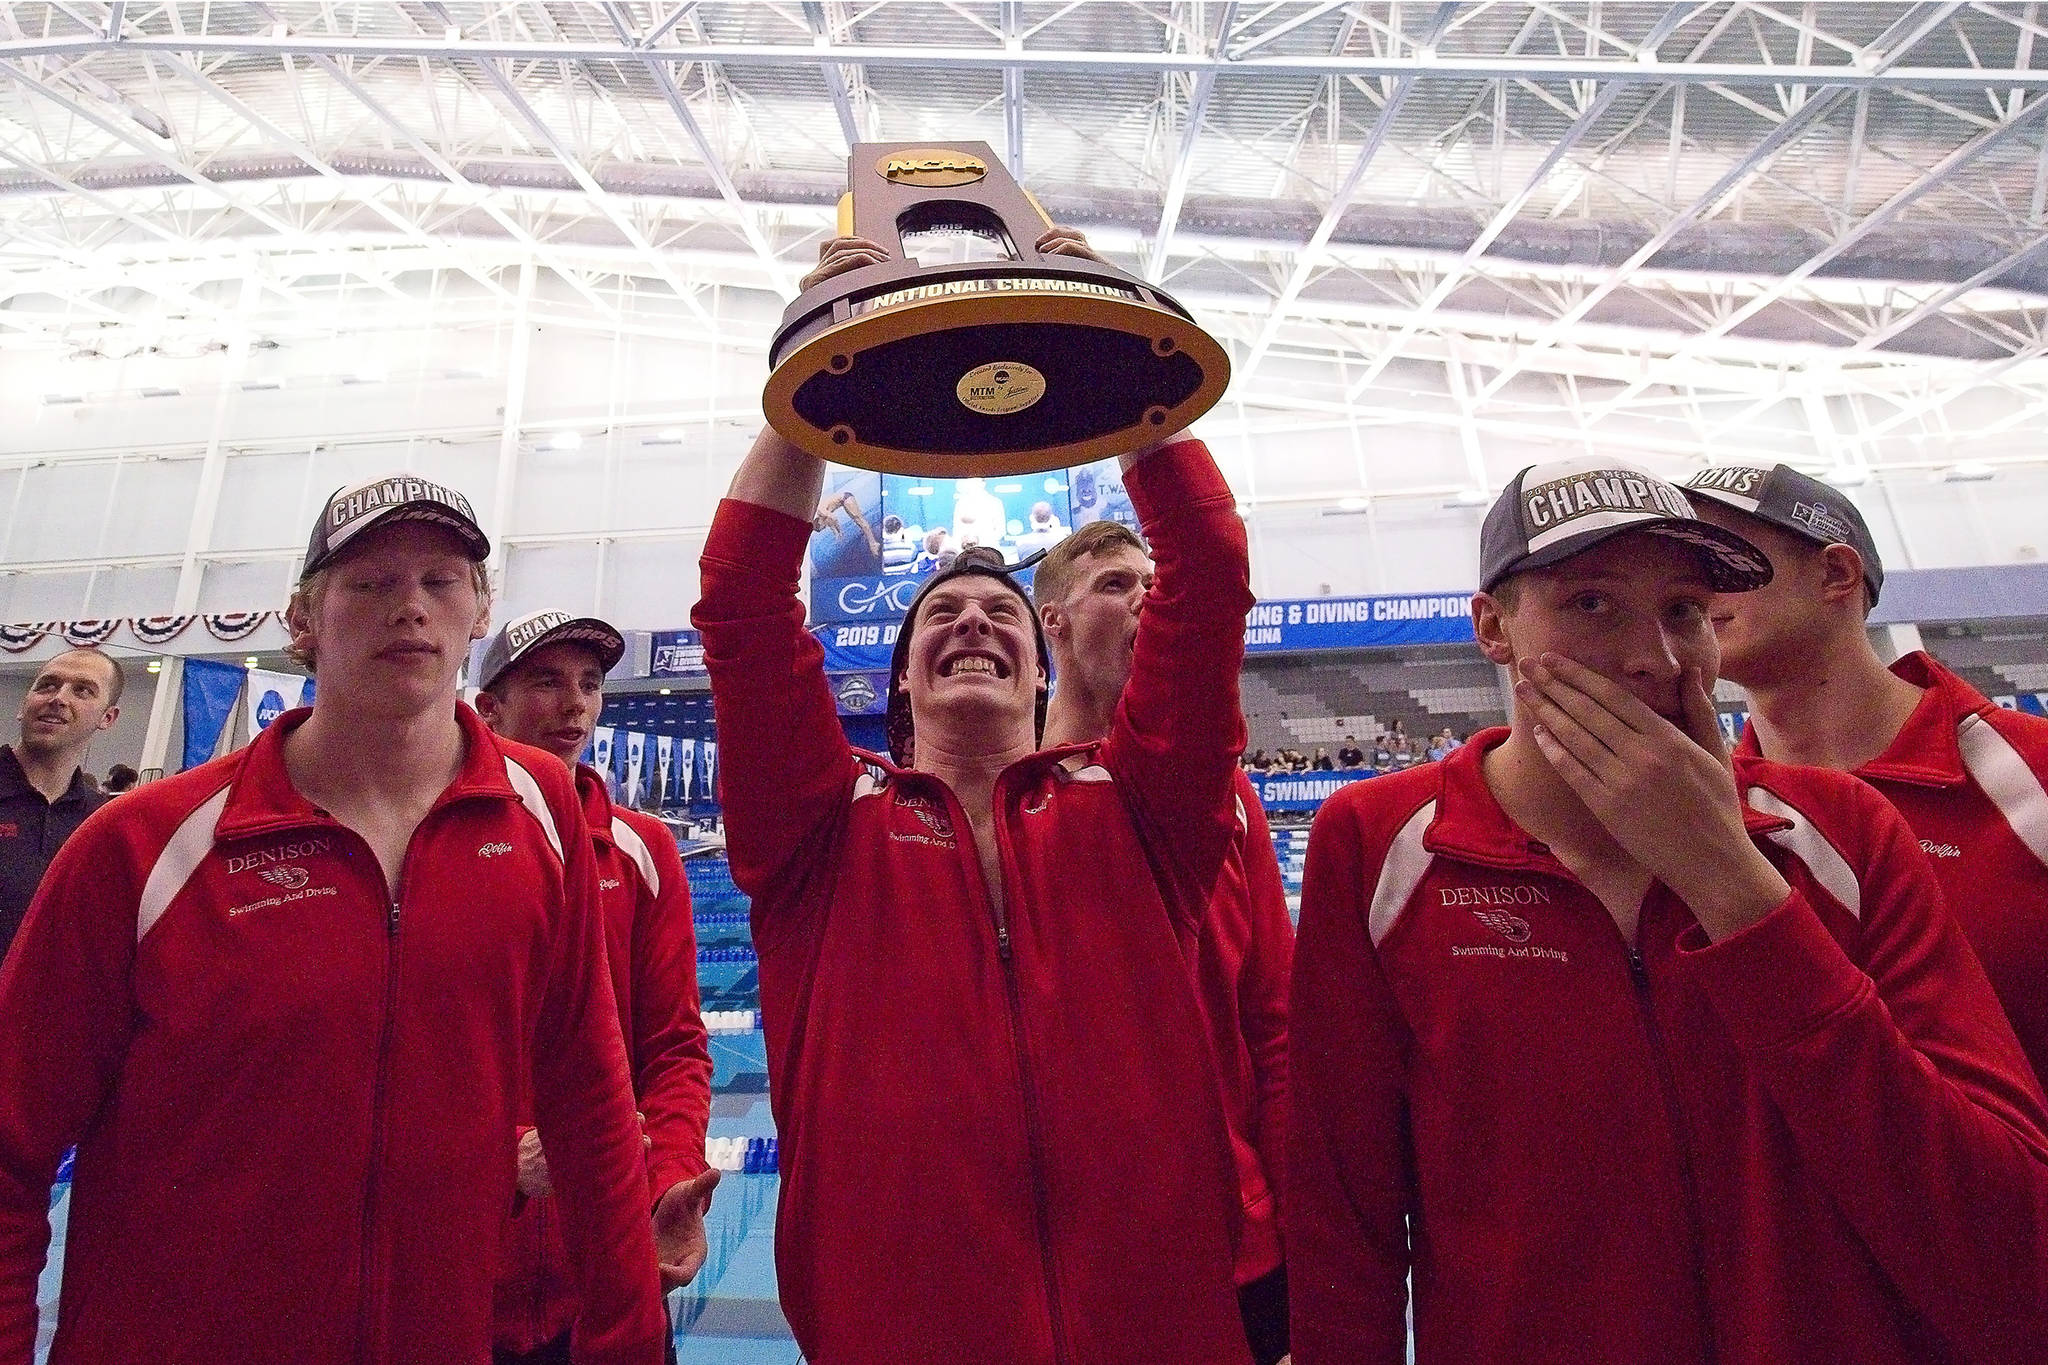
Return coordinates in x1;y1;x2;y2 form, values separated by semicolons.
765;141;1230;476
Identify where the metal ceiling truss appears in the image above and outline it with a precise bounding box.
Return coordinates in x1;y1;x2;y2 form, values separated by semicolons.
2;1;2047;489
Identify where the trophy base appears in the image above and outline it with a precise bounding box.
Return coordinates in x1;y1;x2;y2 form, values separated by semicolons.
764;272;1230;476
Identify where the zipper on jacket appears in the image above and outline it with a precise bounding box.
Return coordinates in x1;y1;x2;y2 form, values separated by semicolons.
1624;918;1718;1364
357;885;405;1365
941;777;1071;1364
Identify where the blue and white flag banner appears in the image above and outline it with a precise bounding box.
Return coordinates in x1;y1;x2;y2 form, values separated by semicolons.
244;668;309;735
625;731;647;807
676;739;698;805
591;726;616;784
181;659;246;771
655;735;675;806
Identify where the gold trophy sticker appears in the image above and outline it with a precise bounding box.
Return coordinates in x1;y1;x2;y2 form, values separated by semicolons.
878;149;989;188
956;361;1046;416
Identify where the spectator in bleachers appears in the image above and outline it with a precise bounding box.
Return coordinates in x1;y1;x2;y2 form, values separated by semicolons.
1031;518;1297;1365
1312;748;1334;772
1247;748;1272;773
1337;736;1366;769
1425;730;1453;762
1687;461;2048;1087
1289;457;2048;1365
1371;735;1394;772
693;236;1255;1365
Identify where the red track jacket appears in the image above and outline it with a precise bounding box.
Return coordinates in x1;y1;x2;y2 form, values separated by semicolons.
1290;729;2048;1365
495;767;711;1354
693;440;1255;1365
1204;770;1293;1285
0;706;666;1365
1739;649;2048;1085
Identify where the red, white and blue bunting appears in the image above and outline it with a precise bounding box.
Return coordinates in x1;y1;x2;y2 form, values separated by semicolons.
61;620;120;647
0;613;274;653
202;612;268;642
131;615;194;646
0;624;49;653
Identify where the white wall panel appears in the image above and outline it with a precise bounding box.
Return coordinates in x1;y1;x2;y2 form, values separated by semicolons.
214;450;315;552
510;446;608;537
502;543;602;622
199;560;294;613
602;536;708;629
5;462;117;562
101;457;203;559
84;566;184;616
0;570;95;619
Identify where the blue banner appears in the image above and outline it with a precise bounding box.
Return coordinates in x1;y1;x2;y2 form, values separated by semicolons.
813;574;926;624
805;591;1475;668
181;658;246;771
650;630;704;678
817;620;900;673
833;671;890;716
1249;770;1378;810
1243;594;1474;652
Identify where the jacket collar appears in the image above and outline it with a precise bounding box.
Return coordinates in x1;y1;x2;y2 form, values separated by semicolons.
1854;650;1982;789
1429;726;1789;872
853;738;1106;792
576;762;618;850
1732;650;1978;789
0;744;94;807
213;701;520;841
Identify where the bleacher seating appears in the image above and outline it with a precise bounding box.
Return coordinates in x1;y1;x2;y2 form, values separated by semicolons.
1242;646;1507;759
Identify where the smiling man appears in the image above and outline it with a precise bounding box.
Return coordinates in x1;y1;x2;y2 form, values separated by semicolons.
0;477;666;1365
1289;458;2048;1365
693;410;1256;1363
474;608;716;1365
0;650;122;962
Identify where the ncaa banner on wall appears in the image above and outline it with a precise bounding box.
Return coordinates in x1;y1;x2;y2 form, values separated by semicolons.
625;731;647;808
244;668;310;735
591;726;617;798
655;735;675;807
675;739;698;806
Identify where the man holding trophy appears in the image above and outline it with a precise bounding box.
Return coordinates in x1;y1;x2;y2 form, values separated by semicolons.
693;143;1256;1364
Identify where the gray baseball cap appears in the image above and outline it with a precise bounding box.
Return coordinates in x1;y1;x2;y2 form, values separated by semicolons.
1480;458;1773;594
1682;463;1884;606
302;474;489;578
476;609;625;692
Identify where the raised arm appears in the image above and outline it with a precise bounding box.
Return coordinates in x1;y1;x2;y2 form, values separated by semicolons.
0;819;138;1364
1678;777;2048;1365
691;426;859;914
1101;435;1255;932
1286;794;1414;1365
528;789;667;1365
